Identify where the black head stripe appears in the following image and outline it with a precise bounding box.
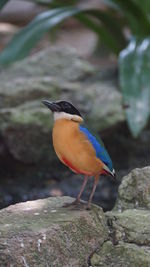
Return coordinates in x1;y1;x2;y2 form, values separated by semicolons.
55;101;82;117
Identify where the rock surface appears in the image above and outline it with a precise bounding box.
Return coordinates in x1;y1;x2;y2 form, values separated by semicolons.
91;209;150;267
107;209;150;246
90;166;150;267
0;196;108;267
115;166;150;211
91;241;150;267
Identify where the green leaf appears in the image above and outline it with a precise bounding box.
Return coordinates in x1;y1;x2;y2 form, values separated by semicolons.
26;0;79;7
26;0;54;5
85;9;126;50
0;6;126;65
101;0;120;10
133;0;150;16
119;38;150;137
109;0;150;36
76;13;121;54
0;0;9;10
0;7;81;65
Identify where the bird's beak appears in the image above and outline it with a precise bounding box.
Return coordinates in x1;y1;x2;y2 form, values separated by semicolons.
42;100;61;112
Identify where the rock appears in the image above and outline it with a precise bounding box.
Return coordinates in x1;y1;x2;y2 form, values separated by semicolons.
91;241;150;267
0;47;123;165
0;0;44;24
0;196;108;267
91;209;150;267
115;166;150;211
1;180;150;267
107;209;150;246
90;167;150;267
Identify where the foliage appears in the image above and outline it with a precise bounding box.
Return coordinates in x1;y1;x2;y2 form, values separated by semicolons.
119;38;150;137
0;0;150;137
0;0;9;10
0;5;126;64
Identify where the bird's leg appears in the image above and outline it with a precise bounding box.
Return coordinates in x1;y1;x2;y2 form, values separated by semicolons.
73;175;89;204
63;175;89;208
87;175;99;210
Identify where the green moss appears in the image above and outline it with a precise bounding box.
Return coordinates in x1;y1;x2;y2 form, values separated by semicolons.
9;108;52;128
115;167;150;211
106;209;150;246
91;241;150;267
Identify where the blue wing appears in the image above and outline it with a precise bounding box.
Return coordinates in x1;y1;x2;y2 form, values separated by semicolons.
79;125;113;171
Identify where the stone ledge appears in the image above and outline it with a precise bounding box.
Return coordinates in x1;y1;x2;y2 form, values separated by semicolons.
0;196;108;267
90;209;150;267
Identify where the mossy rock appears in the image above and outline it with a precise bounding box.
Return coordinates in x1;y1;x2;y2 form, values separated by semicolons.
91;241;150;267
91;208;150;267
1;194;150;266
115;166;150;210
0;196;108;267
106;209;150;246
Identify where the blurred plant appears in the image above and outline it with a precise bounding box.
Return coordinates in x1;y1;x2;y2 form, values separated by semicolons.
0;0;9;10
0;0;150;137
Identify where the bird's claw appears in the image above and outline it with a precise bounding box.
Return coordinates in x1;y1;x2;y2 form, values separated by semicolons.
63;200;87;210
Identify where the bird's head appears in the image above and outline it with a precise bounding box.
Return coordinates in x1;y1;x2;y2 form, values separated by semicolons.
42;100;83;123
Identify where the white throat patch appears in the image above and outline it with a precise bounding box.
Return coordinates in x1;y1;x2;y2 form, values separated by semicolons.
54;112;83;122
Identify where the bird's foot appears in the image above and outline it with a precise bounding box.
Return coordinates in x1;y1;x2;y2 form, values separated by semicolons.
85;201;92;210
63;199;81;207
63;199;86;210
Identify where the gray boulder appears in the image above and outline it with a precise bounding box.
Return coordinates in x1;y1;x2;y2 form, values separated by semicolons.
115;166;150;211
91;166;150;267
91;240;150;267
1;195;150;267
91;209;150;267
106;209;150;246
0;196;108;267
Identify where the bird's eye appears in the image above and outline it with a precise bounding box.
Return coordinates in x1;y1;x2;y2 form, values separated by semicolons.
65;103;69;107
64;103;70;109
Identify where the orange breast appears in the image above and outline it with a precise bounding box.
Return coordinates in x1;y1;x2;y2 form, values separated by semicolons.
52;119;103;175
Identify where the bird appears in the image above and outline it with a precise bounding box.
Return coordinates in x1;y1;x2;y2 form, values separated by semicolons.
42;100;115;209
